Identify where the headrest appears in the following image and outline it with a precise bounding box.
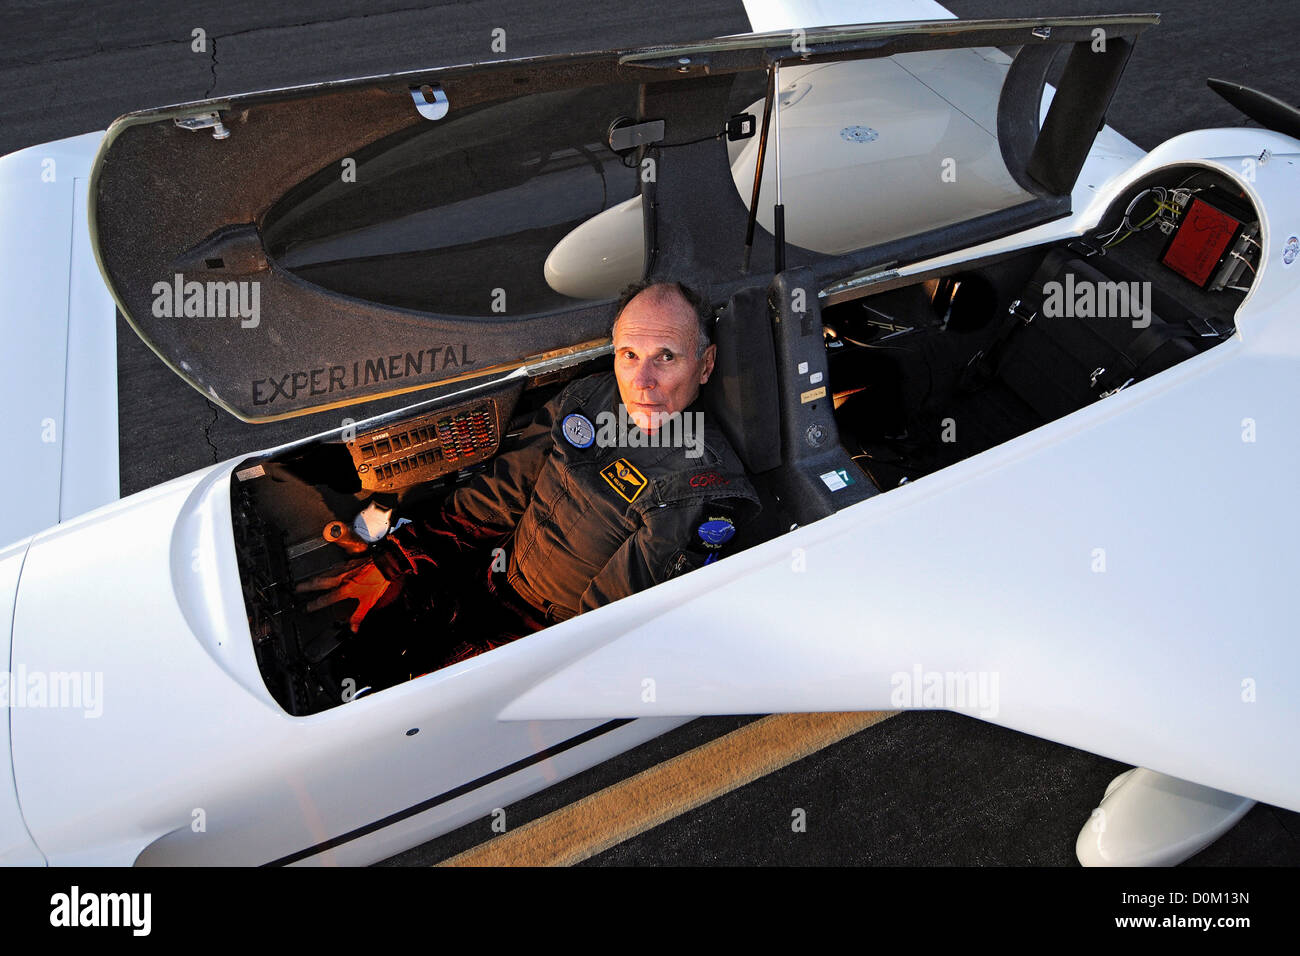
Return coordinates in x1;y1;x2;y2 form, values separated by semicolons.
703;286;782;474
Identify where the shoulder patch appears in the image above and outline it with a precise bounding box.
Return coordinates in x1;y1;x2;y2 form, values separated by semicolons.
562;413;596;448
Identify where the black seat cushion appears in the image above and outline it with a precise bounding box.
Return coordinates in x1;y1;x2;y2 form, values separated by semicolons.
996;255;1197;421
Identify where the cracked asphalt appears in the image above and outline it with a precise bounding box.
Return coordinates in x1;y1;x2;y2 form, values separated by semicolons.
2;0;1297;866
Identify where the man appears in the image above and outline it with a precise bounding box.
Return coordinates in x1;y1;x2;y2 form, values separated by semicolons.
299;280;759;657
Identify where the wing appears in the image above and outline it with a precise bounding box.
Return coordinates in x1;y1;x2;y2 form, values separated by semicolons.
0;132;119;548
739;0;956;33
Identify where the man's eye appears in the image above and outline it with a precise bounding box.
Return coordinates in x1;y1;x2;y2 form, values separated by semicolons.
659;352;674;362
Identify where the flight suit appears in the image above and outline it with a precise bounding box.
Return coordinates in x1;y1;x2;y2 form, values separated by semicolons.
374;372;760;629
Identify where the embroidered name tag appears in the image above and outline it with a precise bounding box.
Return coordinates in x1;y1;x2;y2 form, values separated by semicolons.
600;458;649;503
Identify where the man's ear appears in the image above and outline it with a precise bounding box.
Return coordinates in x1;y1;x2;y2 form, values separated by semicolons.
700;343;717;383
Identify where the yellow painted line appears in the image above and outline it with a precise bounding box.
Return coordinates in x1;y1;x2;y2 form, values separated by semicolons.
439;711;897;867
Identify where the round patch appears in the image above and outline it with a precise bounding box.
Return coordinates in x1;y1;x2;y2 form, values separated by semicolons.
562;413;595;448
1283;235;1299;267
697;517;736;548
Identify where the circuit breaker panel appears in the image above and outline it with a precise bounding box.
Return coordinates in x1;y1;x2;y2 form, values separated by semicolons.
346;399;502;492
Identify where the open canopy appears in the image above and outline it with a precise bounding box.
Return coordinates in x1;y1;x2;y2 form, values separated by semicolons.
91;13;1156;421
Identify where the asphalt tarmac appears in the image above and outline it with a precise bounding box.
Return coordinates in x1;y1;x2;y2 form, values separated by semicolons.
3;0;1298;866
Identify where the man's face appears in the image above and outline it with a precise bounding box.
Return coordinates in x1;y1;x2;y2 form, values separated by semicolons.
612;288;716;432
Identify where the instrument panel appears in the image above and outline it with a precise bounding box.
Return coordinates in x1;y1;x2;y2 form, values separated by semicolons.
346;398;502;492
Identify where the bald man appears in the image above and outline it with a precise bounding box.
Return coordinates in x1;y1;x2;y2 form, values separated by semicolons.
301;280;759;662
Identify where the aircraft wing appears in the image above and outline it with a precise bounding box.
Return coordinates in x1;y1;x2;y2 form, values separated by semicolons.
0;132;119;548
740;0;956;32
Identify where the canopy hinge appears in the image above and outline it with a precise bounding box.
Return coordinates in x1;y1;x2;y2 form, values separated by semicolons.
174;111;230;140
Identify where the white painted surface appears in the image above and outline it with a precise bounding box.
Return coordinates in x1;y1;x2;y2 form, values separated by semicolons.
0;131;117;549
1076;768;1256;866
0;538;45;865
727;51;1033;255
546;48;1037;299
10;461;688;864
741;0;956;33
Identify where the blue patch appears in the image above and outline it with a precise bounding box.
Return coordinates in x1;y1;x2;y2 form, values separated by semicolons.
697;518;736;548
562;413;595;448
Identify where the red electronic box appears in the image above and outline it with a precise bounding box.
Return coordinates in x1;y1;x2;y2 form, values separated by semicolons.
1161;195;1245;288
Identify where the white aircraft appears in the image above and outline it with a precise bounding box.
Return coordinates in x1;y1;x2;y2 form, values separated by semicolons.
1;0;1296;866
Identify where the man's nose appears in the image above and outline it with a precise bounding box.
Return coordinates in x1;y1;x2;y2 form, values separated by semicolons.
632;362;657;390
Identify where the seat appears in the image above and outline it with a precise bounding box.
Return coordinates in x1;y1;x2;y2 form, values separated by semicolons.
991;251;1199;423
702;285;792;547
703;285;782;474
920;247;1202;472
